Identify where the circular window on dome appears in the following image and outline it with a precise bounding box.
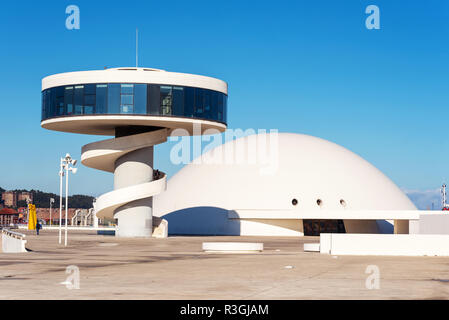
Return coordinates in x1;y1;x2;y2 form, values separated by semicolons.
292;199;298;206
316;199;323;207
340;199;347;207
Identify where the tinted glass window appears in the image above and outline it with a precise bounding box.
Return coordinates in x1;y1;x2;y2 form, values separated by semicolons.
160;86;172;115
121;84;133;94
184;87;194;117
194;88;204;115
84;94;95;106
64;87;74;115
172;87;184;116
96;84;107;114
108;84;120;114
50;88;56;117
55;86;64;98
121;94;133;105
84;106;94;114
211;91;219;120
148;85;160;115
223;95;228;123
203;90;212;119
217;91;223;121
56;96;64;116
120;84;133;114
42;83;227;124
84;84;96;95
74;85;84;113
74;105;83;114
134;84;147;114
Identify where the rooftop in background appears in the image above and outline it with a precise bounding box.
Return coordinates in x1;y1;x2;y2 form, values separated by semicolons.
0;208;18;215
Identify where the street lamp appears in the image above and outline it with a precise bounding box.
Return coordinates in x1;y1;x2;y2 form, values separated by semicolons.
49;198;55;226
63;153;77;247
58;159;65;244
25;198;31;225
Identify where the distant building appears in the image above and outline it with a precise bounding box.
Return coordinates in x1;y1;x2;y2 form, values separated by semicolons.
36;208;78;225
18;192;33;203
1;191;17;208
0;208;19;225
1;191;34;208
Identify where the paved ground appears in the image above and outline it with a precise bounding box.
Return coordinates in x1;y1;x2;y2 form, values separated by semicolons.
0;230;448;299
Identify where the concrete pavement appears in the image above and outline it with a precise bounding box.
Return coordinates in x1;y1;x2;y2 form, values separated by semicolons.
0;230;448;299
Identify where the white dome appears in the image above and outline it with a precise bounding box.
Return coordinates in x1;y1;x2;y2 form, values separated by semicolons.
154;133;416;236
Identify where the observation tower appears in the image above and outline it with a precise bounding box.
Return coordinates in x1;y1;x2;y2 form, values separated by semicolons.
41;67;228;237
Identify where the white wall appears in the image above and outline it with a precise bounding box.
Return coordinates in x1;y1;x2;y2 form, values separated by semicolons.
320;233;449;256
419;214;449;234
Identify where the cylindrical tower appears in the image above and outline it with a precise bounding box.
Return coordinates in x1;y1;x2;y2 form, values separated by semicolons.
41;67;228;237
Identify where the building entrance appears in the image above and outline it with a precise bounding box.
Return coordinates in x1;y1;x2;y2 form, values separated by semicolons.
303;219;346;236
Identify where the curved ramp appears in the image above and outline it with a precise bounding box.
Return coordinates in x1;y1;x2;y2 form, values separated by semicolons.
82;129;168;173
81;129;168;226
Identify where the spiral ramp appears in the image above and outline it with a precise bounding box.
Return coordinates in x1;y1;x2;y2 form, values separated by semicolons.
81;128;169;237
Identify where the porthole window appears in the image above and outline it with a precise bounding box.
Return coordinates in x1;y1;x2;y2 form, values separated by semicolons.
292;199;298;206
316;199;322;206
340;199;347;207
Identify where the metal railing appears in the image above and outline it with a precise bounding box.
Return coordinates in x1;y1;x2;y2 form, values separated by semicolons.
1;228;26;240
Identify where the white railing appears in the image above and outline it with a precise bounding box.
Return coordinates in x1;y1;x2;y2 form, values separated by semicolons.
2;229;26;239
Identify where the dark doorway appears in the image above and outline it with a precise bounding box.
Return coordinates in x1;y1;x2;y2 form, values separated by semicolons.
303;219;346;236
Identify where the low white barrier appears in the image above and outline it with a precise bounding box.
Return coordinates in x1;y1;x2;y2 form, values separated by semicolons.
1;229;27;253
304;243;320;252
17;225;116;232
202;242;263;253
320;233;449;256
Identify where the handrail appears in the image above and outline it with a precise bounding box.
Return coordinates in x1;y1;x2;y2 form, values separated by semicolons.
1;229;26;240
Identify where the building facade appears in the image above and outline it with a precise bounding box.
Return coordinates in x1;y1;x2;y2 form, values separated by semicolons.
18;192;33;203
0;208;19;226
1;191;34;208
1;191;17;207
41;67;228;237
154;133;417;236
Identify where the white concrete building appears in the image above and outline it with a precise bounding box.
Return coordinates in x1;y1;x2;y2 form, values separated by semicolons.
41;67;420;238
154;133;417;236
41;67;228;237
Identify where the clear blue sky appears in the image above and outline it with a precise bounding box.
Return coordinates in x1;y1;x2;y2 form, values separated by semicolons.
0;0;448;201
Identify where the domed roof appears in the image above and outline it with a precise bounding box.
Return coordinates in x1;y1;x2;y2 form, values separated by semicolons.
155;133;415;216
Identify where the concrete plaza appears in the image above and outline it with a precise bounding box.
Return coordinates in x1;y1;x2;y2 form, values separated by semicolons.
0;230;448;299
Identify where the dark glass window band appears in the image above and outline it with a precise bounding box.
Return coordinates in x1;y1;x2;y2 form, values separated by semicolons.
41;83;228;125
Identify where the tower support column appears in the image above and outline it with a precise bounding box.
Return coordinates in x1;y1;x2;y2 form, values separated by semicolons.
113;146;154;237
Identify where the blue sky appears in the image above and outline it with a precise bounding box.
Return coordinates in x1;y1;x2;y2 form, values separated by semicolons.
0;1;448;209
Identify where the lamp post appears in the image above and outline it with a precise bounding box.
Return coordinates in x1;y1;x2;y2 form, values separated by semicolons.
59;159;65;244
63;153;77;247
49;198;55;226
25;198;31;225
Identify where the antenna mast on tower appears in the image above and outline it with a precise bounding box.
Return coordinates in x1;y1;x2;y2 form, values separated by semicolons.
136;28;139;67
